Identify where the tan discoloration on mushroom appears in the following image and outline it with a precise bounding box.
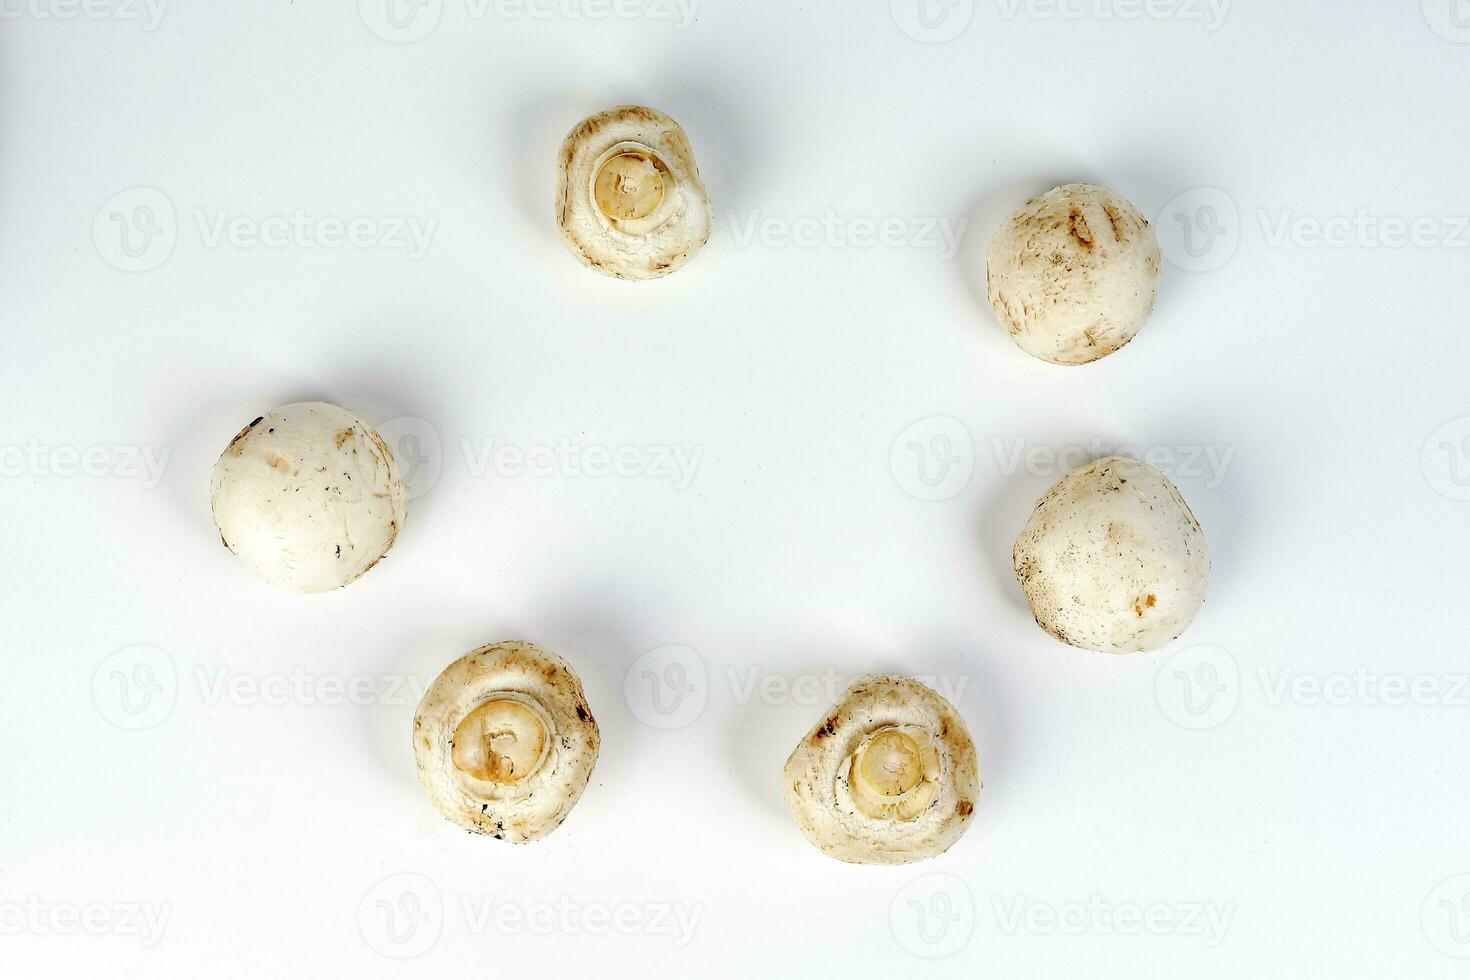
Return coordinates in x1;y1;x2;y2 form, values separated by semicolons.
414;642;600;843
555;105;712;281
1013;456;1209;654
987;183;1161;365
210;402;407;593
782;675;979;865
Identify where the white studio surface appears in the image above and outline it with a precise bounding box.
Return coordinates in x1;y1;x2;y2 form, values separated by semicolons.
2;2;1468;977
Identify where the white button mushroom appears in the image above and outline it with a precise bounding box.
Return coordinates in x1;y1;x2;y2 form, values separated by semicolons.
555;105;712;281
1013;456;1209;653
782;675;979;865
986;183;1161;365
413;642;600;842
210;402;407;593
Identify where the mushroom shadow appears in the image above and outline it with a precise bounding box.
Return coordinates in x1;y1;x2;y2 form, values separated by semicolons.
974;461;1051;622
717;659;845;827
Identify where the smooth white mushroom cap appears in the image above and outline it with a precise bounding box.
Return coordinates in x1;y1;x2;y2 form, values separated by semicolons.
782;675;979;865
414;642;600;843
210;402;407;593
555;105;712;281
986;183;1161;365
1013;456;1209;653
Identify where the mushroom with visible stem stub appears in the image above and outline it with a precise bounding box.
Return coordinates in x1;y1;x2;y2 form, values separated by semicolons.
555;105;712;281
413;642;600;843
782;675;979;865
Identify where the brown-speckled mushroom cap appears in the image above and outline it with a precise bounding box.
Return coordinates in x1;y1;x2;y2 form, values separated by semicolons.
209;401;407;593
1013;456;1209;653
986;183;1161;365
413;642;600;843
781;675;979;865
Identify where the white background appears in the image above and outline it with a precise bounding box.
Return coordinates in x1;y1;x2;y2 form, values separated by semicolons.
2;0;1469;976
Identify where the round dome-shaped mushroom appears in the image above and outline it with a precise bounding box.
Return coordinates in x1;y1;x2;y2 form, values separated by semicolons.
986;183;1161;365
413;642;600;843
782;675;979;865
555;105;712;281
1013;456;1209;653
210;401;407;593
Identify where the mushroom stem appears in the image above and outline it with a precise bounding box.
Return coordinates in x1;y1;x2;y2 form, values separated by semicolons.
846;724;942;822
451;697;551;785
594;150;667;221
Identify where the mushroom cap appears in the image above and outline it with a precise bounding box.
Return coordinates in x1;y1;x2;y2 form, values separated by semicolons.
1013;456;1209;653
781;675;979;865
986;183;1161;365
555;105;712;281
209;401;407;593
413;641;600;843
